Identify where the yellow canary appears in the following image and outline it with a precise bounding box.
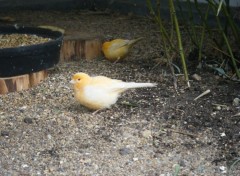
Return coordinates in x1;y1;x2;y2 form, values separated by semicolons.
102;37;143;62
70;72;157;111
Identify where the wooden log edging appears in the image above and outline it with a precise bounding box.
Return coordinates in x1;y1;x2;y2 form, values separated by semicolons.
60;32;103;61
0;70;48;94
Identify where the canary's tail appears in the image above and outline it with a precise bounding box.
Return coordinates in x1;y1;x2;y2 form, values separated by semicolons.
128;37;144;46
122;82;157;89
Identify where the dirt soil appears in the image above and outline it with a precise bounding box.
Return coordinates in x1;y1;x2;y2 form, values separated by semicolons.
0;10;239;176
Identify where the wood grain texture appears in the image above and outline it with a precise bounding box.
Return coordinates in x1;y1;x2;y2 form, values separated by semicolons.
0;70;48;94
60;32;103;61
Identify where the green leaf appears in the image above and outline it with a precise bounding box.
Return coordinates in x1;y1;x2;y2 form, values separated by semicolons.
216;0;224;16
213;67;226;76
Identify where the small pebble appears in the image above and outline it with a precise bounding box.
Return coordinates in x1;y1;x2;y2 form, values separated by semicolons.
22;164;28;168
133;157;138;161
179;160;186;167
220;132;226;137
232;98;240;106
119;147;131;155
192;73;202;81
211;112;217;117
1;130;9;137
219;166;227;173
213;105;221;111
19;106;27;112
47;134;52;140
23;117;33;124
142;130;152;138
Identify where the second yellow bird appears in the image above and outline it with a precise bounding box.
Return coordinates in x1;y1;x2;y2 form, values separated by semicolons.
102;37;143;62
70;72;156;111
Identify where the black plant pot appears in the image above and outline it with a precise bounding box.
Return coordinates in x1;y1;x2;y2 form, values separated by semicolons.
0;26;63;77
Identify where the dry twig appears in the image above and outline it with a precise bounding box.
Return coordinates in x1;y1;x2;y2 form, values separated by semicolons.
165;128;197;138
194;89;211;101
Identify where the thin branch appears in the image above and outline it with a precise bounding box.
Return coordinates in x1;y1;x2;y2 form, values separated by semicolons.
194;89;211;101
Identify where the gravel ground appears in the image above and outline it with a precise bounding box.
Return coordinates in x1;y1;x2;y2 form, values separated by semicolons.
0;10;239;175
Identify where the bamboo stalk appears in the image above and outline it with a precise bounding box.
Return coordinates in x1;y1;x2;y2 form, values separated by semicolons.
146;0;176;52
208;0;240;78
149;0;179;90
169;0;190;87
221;3;240;47
195;0;223;50
198;4;210;62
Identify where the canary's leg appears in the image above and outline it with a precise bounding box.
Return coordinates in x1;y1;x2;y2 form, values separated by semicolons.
113;57;121;64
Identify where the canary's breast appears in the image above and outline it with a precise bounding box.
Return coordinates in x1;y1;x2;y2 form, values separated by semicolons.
102;42;129;61
74;85;119;110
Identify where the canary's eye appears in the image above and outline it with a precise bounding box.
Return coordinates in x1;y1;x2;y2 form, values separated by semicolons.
77;78;81;81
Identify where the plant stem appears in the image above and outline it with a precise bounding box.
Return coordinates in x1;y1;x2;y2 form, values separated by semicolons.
221;3;240;47
198;4;210;62
208;0;240;78
169;0;190;86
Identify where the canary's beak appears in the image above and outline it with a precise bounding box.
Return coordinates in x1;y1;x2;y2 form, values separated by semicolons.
70;80;75;84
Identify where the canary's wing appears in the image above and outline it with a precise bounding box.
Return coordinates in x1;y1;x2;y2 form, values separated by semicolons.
109;39;130;50
88;75;156;92
110;38;143;50
90;76;122;86
88;75;126;93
